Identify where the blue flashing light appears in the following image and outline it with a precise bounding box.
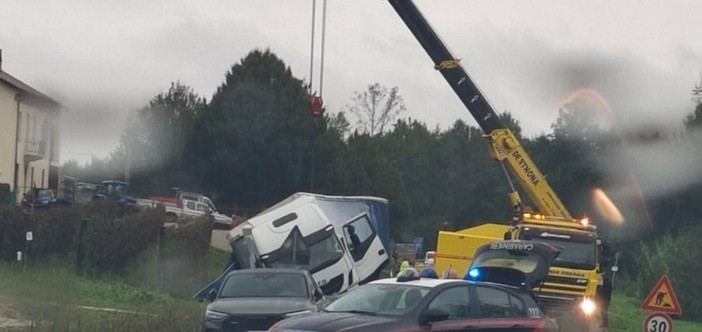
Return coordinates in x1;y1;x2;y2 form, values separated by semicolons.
468;268;480;279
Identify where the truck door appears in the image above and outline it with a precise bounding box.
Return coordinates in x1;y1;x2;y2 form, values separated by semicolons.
343;213;387;283
184;200;210;217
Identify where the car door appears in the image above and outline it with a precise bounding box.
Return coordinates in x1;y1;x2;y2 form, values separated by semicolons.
417;285;479;331
342;213;386;282
473;285;541;331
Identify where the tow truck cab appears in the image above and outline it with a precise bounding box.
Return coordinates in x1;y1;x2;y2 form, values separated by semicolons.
508;216;602;315
434;215;603;319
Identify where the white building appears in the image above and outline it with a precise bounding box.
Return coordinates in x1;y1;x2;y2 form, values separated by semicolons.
0;50;61;202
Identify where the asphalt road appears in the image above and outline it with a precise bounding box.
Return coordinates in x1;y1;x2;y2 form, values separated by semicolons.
211;229;232;252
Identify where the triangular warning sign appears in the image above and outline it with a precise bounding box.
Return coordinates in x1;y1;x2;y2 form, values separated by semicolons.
641;274;682;315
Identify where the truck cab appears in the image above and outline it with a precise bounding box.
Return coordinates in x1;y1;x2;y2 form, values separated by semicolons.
93;180;137;205
213;193;391;297
507;215;602;316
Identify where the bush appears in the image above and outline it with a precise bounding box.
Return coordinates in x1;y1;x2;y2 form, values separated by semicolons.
630;224;702;320
0;183;11;206
29;208;82;260
0;206;29;261
79;201;164;276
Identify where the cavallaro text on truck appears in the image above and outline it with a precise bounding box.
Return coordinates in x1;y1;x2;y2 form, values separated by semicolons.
490;242;534;251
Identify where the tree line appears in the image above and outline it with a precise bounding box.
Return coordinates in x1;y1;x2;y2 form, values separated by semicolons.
63;49;702;250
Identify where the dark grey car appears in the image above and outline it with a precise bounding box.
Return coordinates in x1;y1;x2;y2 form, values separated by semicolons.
201;268;326;332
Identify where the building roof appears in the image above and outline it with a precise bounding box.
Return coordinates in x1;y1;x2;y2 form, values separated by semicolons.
0;70;61;108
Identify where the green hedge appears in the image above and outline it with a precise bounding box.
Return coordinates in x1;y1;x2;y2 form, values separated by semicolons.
29;207;82;259
628;224;702;321
79;201;165;276
0;206;29;261
0;183;11;206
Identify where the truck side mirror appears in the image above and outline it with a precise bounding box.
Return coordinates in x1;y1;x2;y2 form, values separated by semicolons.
314;288;324;301
207;289;218;302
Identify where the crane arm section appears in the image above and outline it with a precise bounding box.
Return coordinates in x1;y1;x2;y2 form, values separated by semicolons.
487;129;571;219
388;0;571;218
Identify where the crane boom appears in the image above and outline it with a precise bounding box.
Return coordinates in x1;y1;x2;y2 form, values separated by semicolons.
388;0;571;218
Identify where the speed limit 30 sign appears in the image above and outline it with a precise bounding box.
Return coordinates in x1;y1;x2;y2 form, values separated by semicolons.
643;312;673;332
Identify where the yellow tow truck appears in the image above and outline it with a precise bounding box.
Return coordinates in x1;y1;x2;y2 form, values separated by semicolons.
387;0;613;329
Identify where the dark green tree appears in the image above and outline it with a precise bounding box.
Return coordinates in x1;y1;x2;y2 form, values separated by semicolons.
188;49;321;208
115;81;205;196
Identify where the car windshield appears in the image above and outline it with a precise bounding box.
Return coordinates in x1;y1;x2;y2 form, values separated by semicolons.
37;190;53;199
397;245;415;254
324;283;430;316
219;272;308;298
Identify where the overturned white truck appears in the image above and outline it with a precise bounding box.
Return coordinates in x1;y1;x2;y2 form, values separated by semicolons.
196;193;391;300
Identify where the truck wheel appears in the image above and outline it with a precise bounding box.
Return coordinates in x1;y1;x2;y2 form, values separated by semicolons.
165;213;178;224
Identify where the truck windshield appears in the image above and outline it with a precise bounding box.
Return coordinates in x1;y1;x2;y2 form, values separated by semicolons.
534;238;596;270
269;232;345;274
519;228;596;270
203;197;216;212
471;249;542;274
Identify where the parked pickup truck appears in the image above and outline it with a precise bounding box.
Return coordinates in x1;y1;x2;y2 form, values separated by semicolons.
165;198;232;229
137;190;221;213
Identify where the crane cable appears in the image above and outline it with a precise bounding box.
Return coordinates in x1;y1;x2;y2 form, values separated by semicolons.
308;0;316;95
308;0;328;98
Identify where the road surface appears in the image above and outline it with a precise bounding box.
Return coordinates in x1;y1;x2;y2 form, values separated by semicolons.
210;229;232;252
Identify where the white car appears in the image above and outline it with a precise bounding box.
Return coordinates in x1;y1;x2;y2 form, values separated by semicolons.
424;251;436;266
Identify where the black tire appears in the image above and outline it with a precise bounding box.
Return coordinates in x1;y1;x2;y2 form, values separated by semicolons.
165;213;178;224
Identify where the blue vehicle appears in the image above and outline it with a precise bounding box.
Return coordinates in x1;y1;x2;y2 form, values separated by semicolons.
21;188;69;209
92;180;137;205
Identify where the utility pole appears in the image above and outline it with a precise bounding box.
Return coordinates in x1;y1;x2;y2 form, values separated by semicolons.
13;93;24;202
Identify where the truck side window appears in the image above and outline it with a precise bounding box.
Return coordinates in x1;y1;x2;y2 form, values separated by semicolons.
343;215;375;261
196;203;209;212
186;201;196;210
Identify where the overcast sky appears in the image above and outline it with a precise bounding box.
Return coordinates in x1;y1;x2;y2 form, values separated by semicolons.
2;0;701;165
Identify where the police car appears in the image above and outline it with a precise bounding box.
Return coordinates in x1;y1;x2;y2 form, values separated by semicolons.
269;241;559;332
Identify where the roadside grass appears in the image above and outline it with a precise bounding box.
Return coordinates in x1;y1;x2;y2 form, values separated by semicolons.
609;293;700;331
0;248;230;331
